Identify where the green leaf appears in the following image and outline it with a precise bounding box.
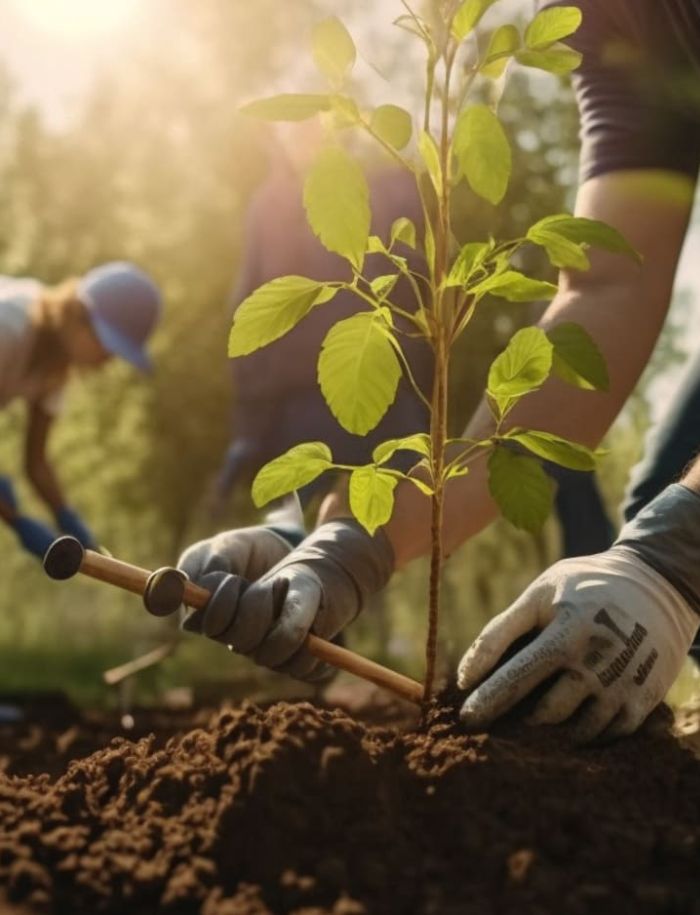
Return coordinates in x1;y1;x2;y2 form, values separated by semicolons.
304;147;371;271
453;105;511;205
390;217;417;249
528;227;589;270
487;326;553;413
488;447;554;532
547;322;610;391
515;44;582;74
505;429;597;471
331;95;360;128
318;312;401;435
471;270;557;302
408;476;435;496
452;0;499;40
252;443;332;507
423;218;436;274
370;274;399;300
528;214;641;263
446;242;490;287
480;24;520;78
524;6;582;50
229;277;337;356
240;94;332;121
371;104;413;150
418;130;443;196
349;466;398;535
373;433;431;464
312;17;356;85
394;13;429;42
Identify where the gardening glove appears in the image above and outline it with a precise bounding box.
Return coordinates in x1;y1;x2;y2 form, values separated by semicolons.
181;519;394;683
178;523;305;584
55;506;98;550
11;515;58;560
458;484;700;742
0;475;18;515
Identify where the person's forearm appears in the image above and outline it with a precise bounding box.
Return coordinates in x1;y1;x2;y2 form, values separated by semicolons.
385;172;692;568
26;459;65;513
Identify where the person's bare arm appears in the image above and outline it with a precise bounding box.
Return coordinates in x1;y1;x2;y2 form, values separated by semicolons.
24;403;65;513
370;169;695;567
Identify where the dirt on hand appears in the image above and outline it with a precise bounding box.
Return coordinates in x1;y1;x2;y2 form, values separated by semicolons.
0;694;699;915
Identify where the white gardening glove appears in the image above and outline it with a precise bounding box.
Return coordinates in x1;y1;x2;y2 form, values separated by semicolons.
457;547;699;742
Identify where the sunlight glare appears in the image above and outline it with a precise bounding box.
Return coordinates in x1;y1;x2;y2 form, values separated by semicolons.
11;0;141;39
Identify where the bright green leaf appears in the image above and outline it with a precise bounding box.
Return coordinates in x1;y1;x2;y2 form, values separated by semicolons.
487;326;553;413
529;215;641;263
423;218;436;274
370;274;399;300
446;242;490;287
547;322;610;391
480;24;520;78
471;270;557;302
349;466;398;534
331;95;360;128
371;104;413;150
452;0;499;40
408;476;435;496
516;44;582;74
252;442;333;507
229;277;337;356
240;93;332;121
304;147;371;271
488;447;554;532
373;433;431;464
528;227;590;270
524;6;582;50
453;105;511;205
505;429;597;471
390;217;417;249
418;130;443;196
318;312;401;435
312;17;356;85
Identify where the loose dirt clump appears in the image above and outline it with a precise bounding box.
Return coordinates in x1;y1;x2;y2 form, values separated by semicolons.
0;696;699;915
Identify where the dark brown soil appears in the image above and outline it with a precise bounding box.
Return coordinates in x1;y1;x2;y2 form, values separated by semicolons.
0;692;699;915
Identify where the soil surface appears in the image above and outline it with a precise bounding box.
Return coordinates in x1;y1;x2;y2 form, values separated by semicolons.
0;691;699;915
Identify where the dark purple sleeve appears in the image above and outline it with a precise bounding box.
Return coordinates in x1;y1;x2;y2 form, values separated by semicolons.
543;0;700;183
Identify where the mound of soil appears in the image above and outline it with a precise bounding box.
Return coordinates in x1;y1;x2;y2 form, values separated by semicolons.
0;695;699;915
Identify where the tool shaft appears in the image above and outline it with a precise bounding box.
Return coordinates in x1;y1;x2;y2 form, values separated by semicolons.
71;548;424;705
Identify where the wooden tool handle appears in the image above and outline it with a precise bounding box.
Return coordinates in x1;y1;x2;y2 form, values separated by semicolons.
179;579;425;705
75;549;425;706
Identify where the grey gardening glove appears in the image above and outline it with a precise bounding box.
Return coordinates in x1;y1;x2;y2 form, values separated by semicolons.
180;519;394;683
178;523;304;585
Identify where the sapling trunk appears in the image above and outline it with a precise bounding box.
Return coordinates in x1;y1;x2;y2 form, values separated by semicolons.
425;336;449;701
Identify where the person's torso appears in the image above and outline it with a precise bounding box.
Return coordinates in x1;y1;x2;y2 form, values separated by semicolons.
0;277;60;410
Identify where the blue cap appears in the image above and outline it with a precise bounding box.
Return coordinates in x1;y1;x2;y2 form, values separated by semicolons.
78;262;162;372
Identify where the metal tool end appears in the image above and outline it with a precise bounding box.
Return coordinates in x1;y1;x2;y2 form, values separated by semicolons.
43;536;85;580
143;567;187;617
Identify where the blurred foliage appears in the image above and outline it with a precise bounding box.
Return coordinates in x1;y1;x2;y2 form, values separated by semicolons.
0;0;694;706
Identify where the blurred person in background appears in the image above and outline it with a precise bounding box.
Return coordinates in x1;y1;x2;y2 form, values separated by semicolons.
0;262;162;560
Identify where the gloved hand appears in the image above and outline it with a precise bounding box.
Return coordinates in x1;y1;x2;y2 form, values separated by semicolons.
55;506;98;550
178;523;305;584
457;547;699;742
179;519;394;682
0;476;18;514
12;515;58;559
